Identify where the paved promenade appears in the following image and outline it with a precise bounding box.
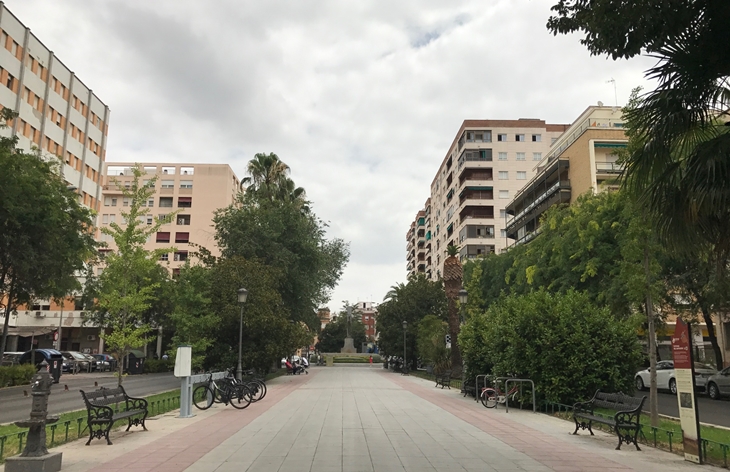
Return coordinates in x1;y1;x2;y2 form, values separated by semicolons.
1;365;706;471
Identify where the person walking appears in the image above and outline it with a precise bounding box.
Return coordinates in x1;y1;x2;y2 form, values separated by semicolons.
369;355;373;367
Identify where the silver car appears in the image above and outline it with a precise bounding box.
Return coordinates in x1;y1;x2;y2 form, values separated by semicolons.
706;367;730;400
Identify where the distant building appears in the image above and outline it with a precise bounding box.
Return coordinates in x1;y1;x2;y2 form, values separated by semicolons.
357;301;378;340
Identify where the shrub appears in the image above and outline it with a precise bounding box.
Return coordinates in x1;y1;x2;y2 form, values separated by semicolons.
143;358;174;373
460;289;642;404
0;364;37;387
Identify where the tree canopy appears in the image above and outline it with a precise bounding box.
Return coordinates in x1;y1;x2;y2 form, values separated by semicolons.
316;308;367;353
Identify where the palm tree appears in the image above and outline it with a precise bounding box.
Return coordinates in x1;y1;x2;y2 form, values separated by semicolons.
241;153;291;195
443;244;463;369
384;282;406;302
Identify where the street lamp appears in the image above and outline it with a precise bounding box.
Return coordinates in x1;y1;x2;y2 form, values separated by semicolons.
402;320;408;374
236;288;248;381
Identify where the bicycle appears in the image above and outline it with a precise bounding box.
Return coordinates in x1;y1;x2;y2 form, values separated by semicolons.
480;380;520;408
193;373;252;410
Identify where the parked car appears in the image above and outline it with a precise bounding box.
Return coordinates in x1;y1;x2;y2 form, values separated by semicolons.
61;351;92;372
1;351;23;366
81;353;98;371
92;354;115;372
706;367;730;400
635;361;717;394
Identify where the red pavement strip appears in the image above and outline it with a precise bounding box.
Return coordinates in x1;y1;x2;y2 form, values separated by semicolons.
87;372;317;472
383;372;634;472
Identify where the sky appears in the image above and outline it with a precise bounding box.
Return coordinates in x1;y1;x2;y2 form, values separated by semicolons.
8;0;658;312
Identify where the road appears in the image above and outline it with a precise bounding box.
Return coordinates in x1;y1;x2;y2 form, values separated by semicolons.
636;390;730;428
0;372;180;425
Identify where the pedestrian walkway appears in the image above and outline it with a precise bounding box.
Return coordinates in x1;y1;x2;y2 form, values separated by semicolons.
0;366;706;472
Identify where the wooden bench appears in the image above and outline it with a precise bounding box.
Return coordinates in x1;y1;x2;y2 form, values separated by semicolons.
80;386;148;445
435;370;452;389
572;390;646;450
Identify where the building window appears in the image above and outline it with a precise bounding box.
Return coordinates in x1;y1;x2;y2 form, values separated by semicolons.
501;229;507;238
180;180;193;189
497;134;507;142
162;166;176;175
532;134;541;142
102;214;109;224
175;232;189;243
174;251;188;261
180;167;194;175
161;180;174;189
160;253;169;261
157;214;170;224
146;216;153;225
499;209;506;218
499;190;510;199
177;197;192;208
177;215;191;225
515;134;525;142
533;152;542;161
517;171;527;180
498;171;509;180
516;152;526;161
551;137;558;145
159;197;173;207
109;214;116;223
156;232;170;243
498;152;507;161
122;197;130;207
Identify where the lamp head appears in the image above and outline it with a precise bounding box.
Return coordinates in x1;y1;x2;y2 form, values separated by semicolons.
458;289;468;305
237;288;248;304
402;320;408;331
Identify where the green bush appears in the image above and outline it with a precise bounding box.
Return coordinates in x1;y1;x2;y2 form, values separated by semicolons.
143;358;173;373
0;364;37;387
460;289;642;404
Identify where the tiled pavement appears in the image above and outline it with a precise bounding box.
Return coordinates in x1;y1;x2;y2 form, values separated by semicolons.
1;365;708;472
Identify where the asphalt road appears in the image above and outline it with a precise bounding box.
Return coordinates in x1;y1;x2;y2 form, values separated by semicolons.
0;372;180;425
635;390;730;428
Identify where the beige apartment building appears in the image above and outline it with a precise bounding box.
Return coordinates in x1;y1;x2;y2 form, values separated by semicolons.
409;119;569;280
101;163;240;273
504;105;627;245
0;2;110;354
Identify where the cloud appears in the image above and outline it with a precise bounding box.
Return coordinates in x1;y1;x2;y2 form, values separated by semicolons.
6;0;657;310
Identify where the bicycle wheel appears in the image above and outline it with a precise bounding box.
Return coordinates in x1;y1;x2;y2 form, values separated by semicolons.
193;385;214;410
249;380;266;402
229;385;252;409
481;389;498;408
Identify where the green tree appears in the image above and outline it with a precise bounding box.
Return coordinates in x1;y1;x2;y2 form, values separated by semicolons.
461;290;642;404
84;165;173;385
214;188;349;331
0;108;96;357
316;308;366;353
416;315;449;372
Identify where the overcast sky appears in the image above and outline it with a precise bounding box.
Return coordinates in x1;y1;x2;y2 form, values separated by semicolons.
9;0;657;312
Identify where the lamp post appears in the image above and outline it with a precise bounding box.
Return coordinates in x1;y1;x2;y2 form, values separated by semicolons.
402;320;408;373
236;288;248;381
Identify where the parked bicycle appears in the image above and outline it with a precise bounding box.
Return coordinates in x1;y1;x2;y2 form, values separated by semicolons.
193;372;252;410
480;379;520;408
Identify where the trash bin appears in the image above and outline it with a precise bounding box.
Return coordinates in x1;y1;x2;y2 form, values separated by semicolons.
19;349;63;383
47;351;63;383
125;350;146;375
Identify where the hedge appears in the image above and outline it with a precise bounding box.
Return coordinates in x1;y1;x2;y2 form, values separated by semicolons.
142;358;174;373
0;364;37;388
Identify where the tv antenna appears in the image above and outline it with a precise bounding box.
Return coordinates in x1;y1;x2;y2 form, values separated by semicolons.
606;78;618;111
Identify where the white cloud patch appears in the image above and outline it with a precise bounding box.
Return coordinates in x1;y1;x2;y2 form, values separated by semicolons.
6;0;658;310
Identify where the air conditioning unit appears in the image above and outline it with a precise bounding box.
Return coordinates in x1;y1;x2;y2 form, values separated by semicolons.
35;311;45;318
87;334;96;341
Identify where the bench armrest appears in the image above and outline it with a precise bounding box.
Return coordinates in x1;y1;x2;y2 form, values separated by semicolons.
87;404;115;422
573;401;593;415
126;395;148;411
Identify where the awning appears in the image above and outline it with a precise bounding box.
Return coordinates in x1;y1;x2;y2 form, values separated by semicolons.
459;186;493;198
6;326;56;337
594;142;627;148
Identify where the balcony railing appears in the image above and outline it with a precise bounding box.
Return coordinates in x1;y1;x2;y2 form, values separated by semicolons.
506;180;570;227
595;162;624;174
545;117;624;165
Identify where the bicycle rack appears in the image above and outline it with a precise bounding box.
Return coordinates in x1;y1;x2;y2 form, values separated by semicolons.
180;371;227;418
475;375;490;402
503;378;536;413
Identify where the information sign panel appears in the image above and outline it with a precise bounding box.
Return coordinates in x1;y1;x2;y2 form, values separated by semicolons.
671;318;702;464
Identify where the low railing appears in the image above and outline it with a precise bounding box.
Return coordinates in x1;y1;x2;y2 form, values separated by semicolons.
595;162;624;173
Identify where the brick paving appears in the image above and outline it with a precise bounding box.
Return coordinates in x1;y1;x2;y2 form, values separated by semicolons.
0;366;707;472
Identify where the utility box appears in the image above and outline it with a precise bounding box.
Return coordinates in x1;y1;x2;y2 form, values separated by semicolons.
174;346;192;377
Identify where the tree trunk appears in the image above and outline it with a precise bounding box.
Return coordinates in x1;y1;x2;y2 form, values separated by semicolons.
0;284;16;358
700;303;724;369
644;247;659;428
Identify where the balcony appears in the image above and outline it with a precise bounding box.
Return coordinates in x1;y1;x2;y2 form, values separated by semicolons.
459;187;493;205
459;168;493;186
459;205;494;224
595;162;624;174
458;149;492;169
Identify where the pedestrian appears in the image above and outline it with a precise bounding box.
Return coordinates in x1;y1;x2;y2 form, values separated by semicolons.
161;353;169;361
369;355;373;367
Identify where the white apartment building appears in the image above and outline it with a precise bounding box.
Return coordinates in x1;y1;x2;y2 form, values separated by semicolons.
412;119;569;280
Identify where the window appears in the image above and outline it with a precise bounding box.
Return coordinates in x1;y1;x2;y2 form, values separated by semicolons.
497;134;507;142
515;134;525;142
161;180;174;189
517;171;527;180
180;167;194;175
156;232;170;243
499;190;510;199
143;179;153;188
159;197;173;207
6;73;14;90
177;197;192;208
109;214;116;223
122;197;130;207
102;214;109;224
180;180;193;189
516;152;526;161
501;229;507;238
533;152;542;161
147;199;154;207
161;166;175;175
551;137;558;145
146;216;153;225
160;253;169;261
498;152;507;161
498;171;509;180
174;251;188;262
175;232;190;243
177;215;191;225
157;214;170;224
96;267;104;276
111;198;117;207
532;134;541;142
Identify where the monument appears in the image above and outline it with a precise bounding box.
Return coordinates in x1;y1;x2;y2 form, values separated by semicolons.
340;305;357;353
6;361;62;472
